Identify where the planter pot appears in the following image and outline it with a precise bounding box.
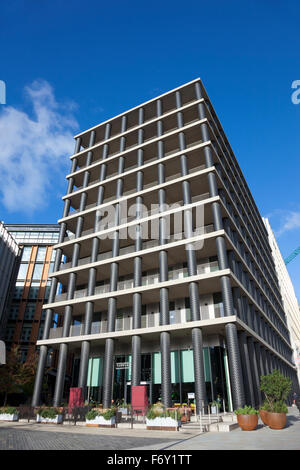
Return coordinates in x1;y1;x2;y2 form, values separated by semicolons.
267;412;287;430
0;413;19;422
211;406;218;414
146;417;181;431
36;414;63;424
237;414;258;431
119;408;129;415
86;415;116;428
259;409;270;426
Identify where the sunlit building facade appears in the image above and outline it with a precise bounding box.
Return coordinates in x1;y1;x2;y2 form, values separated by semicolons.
32;79;299;411
4;225;60;362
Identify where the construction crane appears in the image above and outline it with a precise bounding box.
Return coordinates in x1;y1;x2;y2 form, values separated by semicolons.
285;246;300;265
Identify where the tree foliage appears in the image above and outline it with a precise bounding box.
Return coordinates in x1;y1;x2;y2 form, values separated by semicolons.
0;346;37;405
260;369;291;412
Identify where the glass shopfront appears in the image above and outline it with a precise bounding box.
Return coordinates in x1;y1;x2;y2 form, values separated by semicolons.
84;346;229;409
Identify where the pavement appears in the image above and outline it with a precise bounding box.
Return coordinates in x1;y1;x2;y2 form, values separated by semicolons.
0;407;299;450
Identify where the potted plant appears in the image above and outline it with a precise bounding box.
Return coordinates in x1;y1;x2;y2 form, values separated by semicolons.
235;405;259;431
210;400;221;414
259;401;271;426
36;407;63;424
260;370;292;430
268;401;289;430
85;408;116;427
146;407;182;431
0;406;19;421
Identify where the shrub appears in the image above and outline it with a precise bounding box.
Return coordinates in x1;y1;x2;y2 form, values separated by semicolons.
0;406;18;415
234;405;258;415
37;408;61;419
85;408;116;421
260;401;272;412
146;407;182;420
85;409;101;421
272;400;288;414
260;370;291;412
102;408;116;420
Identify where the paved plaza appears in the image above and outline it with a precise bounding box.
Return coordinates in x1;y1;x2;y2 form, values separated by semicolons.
0;407;299;450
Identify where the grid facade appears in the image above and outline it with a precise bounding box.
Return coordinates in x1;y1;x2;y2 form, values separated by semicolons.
4;225;60;362
32;79;299;410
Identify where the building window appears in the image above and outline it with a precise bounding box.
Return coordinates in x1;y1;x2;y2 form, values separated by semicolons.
17;263;29;280
36;247;47;262
8;303;20;320
13;284;24;300
24;303;36;321
21;246;32;262
213;292;224;317
20;326;32;342
32;264;44;280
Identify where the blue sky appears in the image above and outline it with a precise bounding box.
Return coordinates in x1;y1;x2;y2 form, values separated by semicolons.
1;0;300;300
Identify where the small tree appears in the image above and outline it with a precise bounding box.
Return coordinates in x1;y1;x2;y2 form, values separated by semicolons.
0;346;37;405
260;370;292;411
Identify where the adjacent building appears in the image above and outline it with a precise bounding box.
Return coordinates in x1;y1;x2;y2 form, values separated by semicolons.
0;222;20;342
263;218;300;385
4;225;60;363
32;78;299;411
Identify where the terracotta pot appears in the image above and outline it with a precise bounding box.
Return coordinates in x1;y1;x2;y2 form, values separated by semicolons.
237;414;258;431
268;412;287;430
259;409;270;425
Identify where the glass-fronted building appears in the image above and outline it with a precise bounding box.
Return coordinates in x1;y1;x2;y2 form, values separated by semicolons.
4;225;60;363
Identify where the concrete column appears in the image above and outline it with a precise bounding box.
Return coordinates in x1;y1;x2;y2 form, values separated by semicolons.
175;90;206;412
238;331;255;407
247;337;262;406
53;134;93;406
156;98;172;408
131;107;144;389
103;116;127;409
78;125;111;397
32;138;80;407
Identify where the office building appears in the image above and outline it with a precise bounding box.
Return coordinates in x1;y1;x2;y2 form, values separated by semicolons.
263;218;300;386
32;78;299;411
0;222;20;342
4;225;60;363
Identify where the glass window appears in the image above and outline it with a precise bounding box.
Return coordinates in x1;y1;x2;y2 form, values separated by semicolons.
32;264;44;280
13;284;24;300
184;297;191;322
17;263;28;280
213;292;224;318
48;262;55;274
8;303;20;320
20;327;32;341
24;303;36;320
28;282;40;300
21;246;32;262
36;247;47;262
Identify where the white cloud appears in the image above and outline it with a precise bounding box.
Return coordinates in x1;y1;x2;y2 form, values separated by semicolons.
269;210;300;236
0;80;79;213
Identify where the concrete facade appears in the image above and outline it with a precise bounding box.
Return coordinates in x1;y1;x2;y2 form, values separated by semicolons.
263;217;300;386
32;78;299;410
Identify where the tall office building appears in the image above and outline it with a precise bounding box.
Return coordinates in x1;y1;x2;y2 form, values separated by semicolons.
263;218;300;385
32;78;299;411
0;222;20;342
4;225;60;363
